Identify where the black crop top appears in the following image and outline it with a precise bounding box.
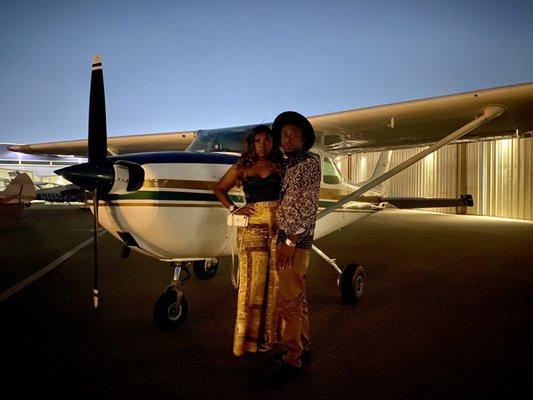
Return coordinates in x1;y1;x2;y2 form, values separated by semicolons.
242;173;281;203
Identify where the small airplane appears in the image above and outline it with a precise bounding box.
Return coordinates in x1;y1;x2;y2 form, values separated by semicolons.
9;56;533;330
0;172;36;216
34;182;86;204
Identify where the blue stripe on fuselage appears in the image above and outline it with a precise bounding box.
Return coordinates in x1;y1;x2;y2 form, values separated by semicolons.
103;190;220;202
108;151;238;165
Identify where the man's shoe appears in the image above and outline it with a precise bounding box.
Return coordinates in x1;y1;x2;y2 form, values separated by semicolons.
263;363;301;388
269;350;286;364
271;349;312;364
301;349;312;364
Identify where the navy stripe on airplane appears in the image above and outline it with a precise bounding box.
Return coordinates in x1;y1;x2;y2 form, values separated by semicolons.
108;151;238;165
103;190;220;202
101;190;368;210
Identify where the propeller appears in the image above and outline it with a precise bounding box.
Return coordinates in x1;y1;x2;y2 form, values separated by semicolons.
88;55;105;308
55;55;144;308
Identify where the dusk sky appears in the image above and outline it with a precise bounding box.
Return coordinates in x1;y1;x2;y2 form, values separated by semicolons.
1;0;533;144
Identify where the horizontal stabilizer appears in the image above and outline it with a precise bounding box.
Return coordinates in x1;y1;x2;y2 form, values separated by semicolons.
353;194;474;208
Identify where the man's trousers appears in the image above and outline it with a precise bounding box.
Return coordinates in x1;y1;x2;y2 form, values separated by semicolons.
276;247;310;367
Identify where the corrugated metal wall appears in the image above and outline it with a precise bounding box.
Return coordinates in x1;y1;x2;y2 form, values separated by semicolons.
338;137;533;220
467;138;533;219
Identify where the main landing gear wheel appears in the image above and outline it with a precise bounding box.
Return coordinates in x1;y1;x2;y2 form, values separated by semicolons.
192;258;218;280
339;263;365;304
153;287;189;330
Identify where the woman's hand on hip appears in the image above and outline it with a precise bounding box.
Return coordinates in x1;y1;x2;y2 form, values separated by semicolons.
234;205;255;216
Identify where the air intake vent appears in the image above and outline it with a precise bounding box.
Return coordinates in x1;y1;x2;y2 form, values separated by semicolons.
117;231;139;247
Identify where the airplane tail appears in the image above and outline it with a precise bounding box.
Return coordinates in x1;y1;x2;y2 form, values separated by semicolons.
349;150;392;195
0;173;37;204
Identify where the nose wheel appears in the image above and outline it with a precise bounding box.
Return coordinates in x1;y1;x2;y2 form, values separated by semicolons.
153;286;189;330
153;262;190;330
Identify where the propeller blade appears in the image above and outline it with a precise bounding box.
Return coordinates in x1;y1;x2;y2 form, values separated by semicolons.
88;55;107;165
92;188;99;308
88;55;106;308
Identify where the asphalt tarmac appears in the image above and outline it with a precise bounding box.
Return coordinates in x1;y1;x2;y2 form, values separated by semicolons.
1;204;532;399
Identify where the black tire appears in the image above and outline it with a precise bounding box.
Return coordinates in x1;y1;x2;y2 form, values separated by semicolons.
193;258;218;280
153;288;188;330
339;263;365;304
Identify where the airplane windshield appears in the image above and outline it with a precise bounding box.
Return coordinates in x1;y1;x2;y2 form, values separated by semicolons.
323;157;342;185
187;125;258;153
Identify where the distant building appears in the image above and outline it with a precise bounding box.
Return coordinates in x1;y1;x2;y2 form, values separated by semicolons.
0;143;85;189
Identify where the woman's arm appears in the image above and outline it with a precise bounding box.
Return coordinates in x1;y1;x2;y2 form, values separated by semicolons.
214;165;255;216
214;165;239;210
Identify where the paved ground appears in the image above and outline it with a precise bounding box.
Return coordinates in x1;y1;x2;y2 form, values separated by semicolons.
1;205;532;399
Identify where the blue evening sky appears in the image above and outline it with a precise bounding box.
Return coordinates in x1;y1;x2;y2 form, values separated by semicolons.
1;0;532;143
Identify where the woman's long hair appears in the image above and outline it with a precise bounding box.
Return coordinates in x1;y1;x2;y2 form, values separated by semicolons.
234;125;283;184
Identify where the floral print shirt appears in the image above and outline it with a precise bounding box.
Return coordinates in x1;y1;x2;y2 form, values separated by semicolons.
277;151;321;249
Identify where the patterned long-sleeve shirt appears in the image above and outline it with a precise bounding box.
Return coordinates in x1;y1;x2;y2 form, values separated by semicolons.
277;151;321;249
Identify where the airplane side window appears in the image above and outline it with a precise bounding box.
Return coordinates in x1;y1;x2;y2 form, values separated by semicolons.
215;133;247;153
323;157;341;185
188;131;212;152
188;129;249;153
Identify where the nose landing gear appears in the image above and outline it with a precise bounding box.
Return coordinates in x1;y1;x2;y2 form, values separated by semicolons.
153;286;189;330
153;261;190;330
153;258;219;330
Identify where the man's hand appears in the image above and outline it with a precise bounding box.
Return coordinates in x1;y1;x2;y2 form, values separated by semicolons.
277;243;296;270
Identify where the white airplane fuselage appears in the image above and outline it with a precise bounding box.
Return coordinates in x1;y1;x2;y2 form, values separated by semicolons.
92;149;380;262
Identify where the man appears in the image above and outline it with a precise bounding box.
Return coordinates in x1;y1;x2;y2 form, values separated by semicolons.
267;111;321;387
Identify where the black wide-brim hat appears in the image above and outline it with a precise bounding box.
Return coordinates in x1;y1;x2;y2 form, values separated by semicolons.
272;111;315;151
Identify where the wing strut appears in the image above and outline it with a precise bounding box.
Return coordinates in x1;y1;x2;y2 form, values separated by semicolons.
316;104;506;222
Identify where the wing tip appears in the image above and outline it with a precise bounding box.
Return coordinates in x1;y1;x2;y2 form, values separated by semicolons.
7;144;24;152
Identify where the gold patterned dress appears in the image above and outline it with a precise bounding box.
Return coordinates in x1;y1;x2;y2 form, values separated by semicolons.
233;173;281;356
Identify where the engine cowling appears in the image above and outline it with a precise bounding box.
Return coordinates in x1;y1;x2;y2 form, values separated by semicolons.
109;161;144;194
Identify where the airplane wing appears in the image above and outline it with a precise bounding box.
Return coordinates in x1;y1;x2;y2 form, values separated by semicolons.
8;82;533;156
310;82;533;153
8;130;197;157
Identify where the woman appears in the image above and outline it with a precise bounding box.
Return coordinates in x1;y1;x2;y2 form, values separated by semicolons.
214;125;284;356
